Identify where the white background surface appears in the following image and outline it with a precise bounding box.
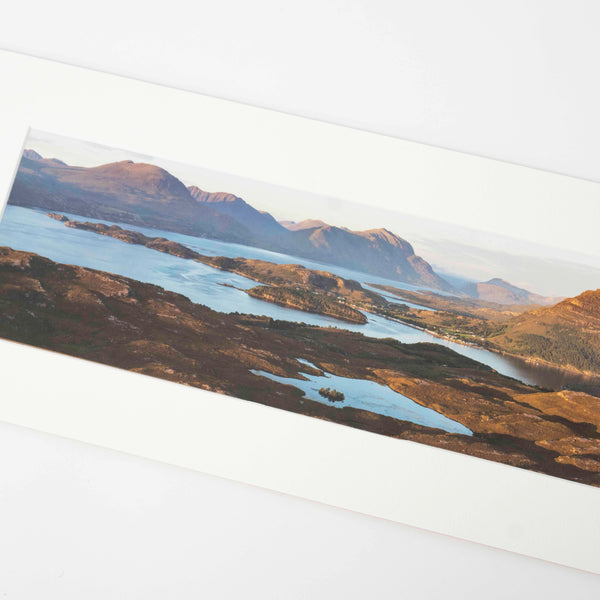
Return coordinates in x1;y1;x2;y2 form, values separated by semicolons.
1;1;600;597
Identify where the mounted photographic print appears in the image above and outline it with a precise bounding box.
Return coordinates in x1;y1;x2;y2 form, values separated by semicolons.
2;129;600;487
0;50;599;574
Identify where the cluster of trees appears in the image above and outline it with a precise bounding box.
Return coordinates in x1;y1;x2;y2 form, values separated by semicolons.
509;325;600;374
247;285;367;324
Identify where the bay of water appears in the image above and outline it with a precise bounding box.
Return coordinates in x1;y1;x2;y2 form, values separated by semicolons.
0;205;595;394
252;360;472;435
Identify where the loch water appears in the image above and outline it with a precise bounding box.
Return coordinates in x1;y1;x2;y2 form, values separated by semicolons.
0;205;595;394
252;360;472;435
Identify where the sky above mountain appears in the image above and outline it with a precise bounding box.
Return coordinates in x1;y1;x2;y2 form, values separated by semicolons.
18;129;600;298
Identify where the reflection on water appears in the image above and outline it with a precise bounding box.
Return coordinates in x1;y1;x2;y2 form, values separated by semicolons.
252;360;472;435
0;205;597;395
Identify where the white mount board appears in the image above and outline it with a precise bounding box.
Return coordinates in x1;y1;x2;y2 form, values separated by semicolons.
0;49;599;574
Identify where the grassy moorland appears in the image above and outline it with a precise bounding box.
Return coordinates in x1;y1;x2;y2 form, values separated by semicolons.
2;246;600;486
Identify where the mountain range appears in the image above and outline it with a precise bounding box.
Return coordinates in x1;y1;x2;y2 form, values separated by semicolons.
9;150;454;290
188;185;452;290
8;150;555;301
12;151;253;243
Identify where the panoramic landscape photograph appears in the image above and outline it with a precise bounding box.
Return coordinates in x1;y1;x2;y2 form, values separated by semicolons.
1;129;600;486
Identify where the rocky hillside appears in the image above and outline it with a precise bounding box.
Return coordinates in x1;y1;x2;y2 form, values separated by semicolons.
489;289;600;374
9;153;256;243
286;224;452;290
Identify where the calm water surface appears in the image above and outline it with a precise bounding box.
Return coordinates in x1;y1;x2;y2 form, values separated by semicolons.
252;360;472;435
0;205;596;394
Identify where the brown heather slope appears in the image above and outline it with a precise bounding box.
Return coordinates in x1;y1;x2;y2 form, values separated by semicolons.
3;246;600;486
488;290;600;375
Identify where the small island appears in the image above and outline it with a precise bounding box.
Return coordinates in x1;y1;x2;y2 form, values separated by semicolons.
318;387;345;403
